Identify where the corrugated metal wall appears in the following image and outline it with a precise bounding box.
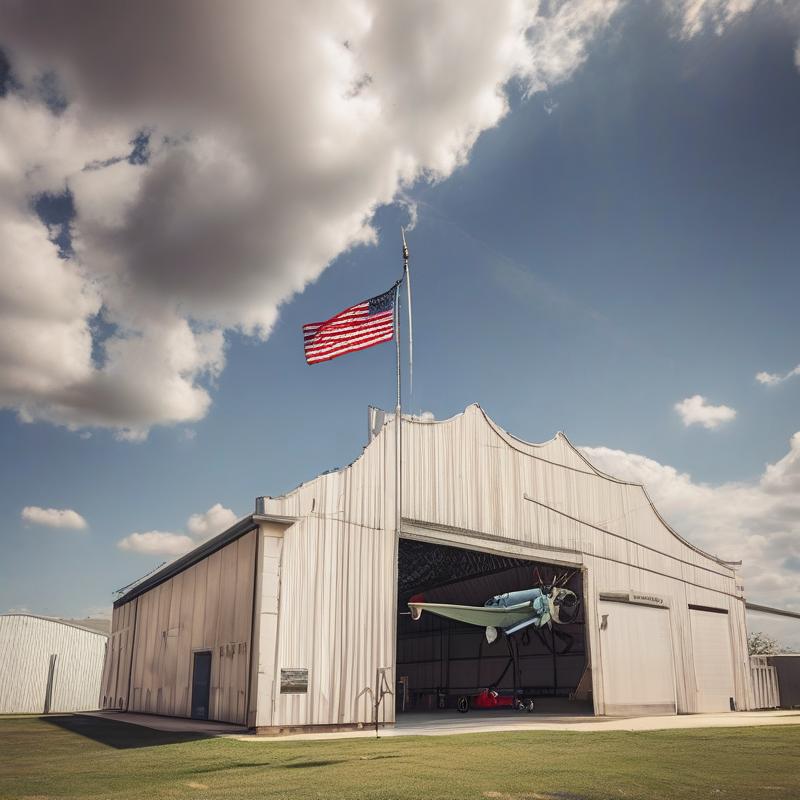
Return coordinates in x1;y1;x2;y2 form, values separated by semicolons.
0;614;107;713
750;656;780;709
263;404;750;722
101;599;137;710
262;406;396;728
108;403;750;727
104;530;257;724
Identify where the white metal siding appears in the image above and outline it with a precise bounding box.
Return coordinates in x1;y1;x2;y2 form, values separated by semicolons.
260;405;750;724
101;600;137;710
0;615;107;713
250;525;284;728
106;404;750;727
690;609;735;712
750;656;780;709
272;515;395;727
110;530;257;725
597;601;676;715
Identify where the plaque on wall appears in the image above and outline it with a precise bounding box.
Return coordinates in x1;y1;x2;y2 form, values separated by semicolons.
280;668;309;694
599;590;668;608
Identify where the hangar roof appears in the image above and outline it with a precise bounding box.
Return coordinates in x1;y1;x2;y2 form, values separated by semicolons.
0;613;109;637
113;512;296;608
114;404;740;609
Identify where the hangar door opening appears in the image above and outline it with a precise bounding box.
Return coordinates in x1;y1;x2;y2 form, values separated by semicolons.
396;538;591;716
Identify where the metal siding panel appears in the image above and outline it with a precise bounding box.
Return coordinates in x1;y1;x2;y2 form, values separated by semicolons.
689;609;736;712
598;600;677;715
0;615;107;713
119;530;256;724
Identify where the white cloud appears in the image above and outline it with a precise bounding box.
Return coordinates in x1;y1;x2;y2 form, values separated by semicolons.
117;531;194;557
581;434;800;622
0;1;795;440
0;1;624;440
756;364;800;386
118;502;238;556
186;503;238;538
667;0;759;38
674;394;737;429
21;505;87;530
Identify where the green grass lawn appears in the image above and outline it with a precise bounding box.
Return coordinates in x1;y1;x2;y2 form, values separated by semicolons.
1;715;799;800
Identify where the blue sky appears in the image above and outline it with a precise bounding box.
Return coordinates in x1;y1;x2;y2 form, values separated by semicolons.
0;1;798;644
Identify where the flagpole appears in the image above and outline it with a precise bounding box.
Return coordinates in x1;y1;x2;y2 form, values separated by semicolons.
394;264;403;547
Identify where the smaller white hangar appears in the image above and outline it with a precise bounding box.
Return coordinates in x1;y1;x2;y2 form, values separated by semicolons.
0;614;108;714
102;405;752;731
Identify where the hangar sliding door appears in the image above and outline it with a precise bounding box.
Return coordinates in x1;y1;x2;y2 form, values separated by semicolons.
689;607;734;712
598;599;676;716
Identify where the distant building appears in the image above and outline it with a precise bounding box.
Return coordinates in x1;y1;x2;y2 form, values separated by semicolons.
0;614;108;713
103;405;753;732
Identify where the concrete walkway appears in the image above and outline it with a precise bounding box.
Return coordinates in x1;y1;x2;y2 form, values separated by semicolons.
237;709;800;741
84;708;800;742
83;710;248;735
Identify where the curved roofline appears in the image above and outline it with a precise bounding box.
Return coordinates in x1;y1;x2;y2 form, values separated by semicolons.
473;404;561;449
0;613;109;637
399;405;738;567
556;430;741;568
475;406;599;477
472;406;740;569
265;403;740;570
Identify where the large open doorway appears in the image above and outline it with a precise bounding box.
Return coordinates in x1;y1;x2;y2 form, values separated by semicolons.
396;538;592;721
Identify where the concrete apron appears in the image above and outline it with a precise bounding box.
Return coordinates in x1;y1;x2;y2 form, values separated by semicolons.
239;709;800;742
84;709;800;742
83;710;248;735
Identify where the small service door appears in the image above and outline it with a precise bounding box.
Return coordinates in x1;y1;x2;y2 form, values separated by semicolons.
689;608;735;712
598;599;677;716
191;651;212;720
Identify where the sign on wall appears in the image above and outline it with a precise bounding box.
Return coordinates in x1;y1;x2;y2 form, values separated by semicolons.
280;668;309;694
599;590;668;608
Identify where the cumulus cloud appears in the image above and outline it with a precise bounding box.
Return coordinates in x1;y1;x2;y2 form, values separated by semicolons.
0;1;627;440
117;502;238;556
674;394;737;429
0;0;795;439
667;0;760;38
117;531;194;557
21;505;87;530
581;433;800;617
756;364;800;386
186;503;238;538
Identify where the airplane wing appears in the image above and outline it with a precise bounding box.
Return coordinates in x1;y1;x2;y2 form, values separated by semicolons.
408;601;533;628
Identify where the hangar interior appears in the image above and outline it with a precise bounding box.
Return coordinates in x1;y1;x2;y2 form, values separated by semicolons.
395;539;591;715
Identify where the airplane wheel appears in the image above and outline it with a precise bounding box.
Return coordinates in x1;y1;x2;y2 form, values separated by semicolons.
457;696;470;713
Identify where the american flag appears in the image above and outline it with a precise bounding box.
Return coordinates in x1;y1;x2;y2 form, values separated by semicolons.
303;285;397;365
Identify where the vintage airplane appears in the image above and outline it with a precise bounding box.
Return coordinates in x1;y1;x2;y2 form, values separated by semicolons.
408;570;580;644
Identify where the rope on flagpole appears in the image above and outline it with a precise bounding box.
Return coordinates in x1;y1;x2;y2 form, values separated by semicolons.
401;227;413;399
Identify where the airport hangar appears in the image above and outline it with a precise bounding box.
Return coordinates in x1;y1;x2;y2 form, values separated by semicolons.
102;405;752;732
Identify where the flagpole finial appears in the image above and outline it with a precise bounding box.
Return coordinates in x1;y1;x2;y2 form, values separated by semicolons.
401;226;409;262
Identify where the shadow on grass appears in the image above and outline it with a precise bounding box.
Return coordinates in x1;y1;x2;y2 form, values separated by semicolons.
41;714;211;750
195;755;401;775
